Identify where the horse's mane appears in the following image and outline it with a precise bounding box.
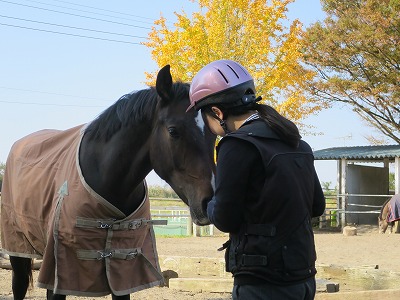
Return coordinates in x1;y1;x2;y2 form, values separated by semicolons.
379;197;392;218
84;82;189;141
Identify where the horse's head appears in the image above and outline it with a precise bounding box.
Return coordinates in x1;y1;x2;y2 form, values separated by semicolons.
378;216;389;234
149;65;216;225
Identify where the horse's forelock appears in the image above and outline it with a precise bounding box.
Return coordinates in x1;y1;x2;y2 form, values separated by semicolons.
156;82;190;110
172;81;190;99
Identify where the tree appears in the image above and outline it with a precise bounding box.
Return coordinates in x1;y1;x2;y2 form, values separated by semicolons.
389;172;395;191
144;0;324;125
302;0;400;143
148;185;179;198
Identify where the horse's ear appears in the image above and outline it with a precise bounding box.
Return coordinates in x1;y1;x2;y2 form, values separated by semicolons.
156;65;173;102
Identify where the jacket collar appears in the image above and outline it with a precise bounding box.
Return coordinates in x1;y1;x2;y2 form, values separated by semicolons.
226;119;281;140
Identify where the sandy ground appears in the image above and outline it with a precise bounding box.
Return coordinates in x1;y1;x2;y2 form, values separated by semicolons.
1;225;399;299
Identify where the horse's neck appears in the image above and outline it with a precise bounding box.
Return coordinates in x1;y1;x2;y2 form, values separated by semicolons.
383;204;390;217
380;200;391;219
79;127;152;215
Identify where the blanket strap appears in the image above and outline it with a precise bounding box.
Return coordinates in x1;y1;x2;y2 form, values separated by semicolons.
77;248;142;260
76;217;167;230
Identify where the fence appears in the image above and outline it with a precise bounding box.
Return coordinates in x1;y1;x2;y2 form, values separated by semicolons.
317;196;338;228
151;195;348;235
151;206;191;236
150;202;220;237
151;197;347;234
317;193;396;229
0;194;387;234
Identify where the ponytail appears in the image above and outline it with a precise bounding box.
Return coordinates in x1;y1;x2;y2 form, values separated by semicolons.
204;102;301;148
256;104;301;148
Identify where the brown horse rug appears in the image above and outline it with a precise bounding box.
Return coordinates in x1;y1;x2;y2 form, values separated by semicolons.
387;194;400;223
1;125;166;296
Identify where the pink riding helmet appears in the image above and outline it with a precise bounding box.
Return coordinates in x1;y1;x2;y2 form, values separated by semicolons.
186;59;257;112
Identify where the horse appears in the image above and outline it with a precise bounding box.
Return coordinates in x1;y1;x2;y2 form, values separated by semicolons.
0;65;216;300
378;194;400;234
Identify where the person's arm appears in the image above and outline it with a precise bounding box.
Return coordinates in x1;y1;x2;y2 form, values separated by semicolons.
301;140;326;218
206;196;217;224
207;138;258;233
312;169;326;217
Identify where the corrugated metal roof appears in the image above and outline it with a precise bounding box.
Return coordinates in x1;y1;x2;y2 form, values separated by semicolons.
313;145;400;161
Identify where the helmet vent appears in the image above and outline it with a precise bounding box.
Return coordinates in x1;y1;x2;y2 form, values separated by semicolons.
226;64;240;79
217;69;229;84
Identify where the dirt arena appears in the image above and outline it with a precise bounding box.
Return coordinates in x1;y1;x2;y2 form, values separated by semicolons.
1;225;399;299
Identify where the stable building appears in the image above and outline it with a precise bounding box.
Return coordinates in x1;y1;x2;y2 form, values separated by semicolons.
313;145;400;226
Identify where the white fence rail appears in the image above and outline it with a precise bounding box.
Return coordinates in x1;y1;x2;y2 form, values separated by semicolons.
150;200;219;236
319;193;396;228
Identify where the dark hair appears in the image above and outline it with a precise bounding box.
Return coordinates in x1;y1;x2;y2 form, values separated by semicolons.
204;103;301;148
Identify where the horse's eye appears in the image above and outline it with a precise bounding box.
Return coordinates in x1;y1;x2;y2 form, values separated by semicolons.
168;127;180;139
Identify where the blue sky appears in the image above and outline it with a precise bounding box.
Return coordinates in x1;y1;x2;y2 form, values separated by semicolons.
0;0;377;187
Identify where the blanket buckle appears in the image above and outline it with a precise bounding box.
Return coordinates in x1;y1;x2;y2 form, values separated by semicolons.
128;220;143;229
97;251;113;260
126;249;139;260
97;221;113;229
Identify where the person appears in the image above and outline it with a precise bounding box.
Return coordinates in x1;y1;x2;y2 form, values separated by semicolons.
186;59;326;300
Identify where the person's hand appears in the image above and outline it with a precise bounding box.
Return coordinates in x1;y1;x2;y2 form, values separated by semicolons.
206;197;216;224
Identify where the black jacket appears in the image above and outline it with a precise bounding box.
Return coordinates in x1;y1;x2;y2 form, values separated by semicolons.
208;119;325;286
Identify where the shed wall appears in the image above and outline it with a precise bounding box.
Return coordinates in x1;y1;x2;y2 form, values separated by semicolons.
346;164;389;224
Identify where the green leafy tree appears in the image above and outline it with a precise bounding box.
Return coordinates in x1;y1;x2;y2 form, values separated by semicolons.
302;0;400;143
321;181;332;191
144;0;324;125
148;185;178;198
389;172;395;191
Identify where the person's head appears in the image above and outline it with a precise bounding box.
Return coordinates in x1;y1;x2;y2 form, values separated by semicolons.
186;59;258;112
186;60;260;135
187;59;301;147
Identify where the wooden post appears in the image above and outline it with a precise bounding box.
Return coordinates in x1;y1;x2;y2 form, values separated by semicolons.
395;157;400;195
187;216;193;236
336;160;341;228
340;158;347;227
394;157;400;233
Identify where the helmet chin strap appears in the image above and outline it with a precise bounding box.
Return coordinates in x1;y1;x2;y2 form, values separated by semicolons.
219;119;230;134
209;110;230;134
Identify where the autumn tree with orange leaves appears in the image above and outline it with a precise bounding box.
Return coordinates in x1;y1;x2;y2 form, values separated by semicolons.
144;0;324;126
302;0;400;143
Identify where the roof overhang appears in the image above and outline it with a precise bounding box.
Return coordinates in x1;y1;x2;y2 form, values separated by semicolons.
313;145;400;162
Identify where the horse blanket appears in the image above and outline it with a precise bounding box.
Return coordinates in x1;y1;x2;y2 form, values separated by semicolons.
1;125;165;296
387;194;400;223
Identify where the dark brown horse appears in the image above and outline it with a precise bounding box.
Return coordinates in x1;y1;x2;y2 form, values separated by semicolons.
0;65;216;299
